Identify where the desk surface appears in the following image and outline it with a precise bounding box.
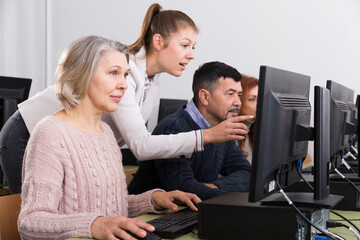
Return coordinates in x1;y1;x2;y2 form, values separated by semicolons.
69;209;359;240
329;210;360;240
69;210;198;240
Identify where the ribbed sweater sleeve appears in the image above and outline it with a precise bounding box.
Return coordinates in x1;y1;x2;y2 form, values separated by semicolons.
127;189;166;218
18;116;161;240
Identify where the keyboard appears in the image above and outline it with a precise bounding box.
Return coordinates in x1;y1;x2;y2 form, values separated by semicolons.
147;208;198;239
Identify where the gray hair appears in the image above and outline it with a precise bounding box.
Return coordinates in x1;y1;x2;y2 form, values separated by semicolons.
55;35;129;111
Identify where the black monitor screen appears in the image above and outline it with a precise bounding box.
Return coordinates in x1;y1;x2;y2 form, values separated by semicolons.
326;80;354;160
158;98;188;123
249;66;311;203
357;95;360;143
0;76;32;129
348;101;357;143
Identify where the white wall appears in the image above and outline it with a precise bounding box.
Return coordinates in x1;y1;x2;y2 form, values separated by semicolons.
0;0;46;96
2;0;360;158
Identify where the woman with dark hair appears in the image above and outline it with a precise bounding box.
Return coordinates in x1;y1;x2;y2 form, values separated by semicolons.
238;75;259;164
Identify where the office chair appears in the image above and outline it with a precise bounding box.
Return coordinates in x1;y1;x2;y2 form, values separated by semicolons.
0;76;32;188
157;98;188;123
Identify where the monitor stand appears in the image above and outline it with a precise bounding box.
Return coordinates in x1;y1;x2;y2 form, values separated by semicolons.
260;192;343;209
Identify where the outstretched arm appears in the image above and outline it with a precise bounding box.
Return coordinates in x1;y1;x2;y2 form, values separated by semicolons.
110;67;253;160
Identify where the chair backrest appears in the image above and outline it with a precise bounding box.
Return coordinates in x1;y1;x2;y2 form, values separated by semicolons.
158;98;188;123
0;76;32;130
0;193;21;240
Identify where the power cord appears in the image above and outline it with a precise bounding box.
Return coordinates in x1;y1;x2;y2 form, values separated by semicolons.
296;159;314;191
327;221;360;239
351;145;358;155
191;226;198;237
341;151;357;174
275;179;342;240
329;210;360;234
350;139;358;155
295;162;360;236
332;163;360;195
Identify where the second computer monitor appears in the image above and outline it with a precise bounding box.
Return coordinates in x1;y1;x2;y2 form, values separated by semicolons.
326;80;356;165
249;66;311;203
158;98;188;123
0;76;32;129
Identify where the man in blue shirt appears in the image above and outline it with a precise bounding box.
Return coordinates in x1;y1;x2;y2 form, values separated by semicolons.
128;61;252;200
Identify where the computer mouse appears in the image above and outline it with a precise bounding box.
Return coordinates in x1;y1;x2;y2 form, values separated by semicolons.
126;230;161;240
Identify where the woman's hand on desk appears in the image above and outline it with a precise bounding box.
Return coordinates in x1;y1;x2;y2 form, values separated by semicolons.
152;190;201;212
90;216;154;240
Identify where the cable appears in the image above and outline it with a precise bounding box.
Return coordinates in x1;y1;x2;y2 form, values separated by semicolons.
296;167;314;191
191;227;198;237
336;218;360;222
329;210;360;234
332;163;360;195
351;145;358;155
327;220;360;239
340;156;357;174
295;158;317;193
340;149;344;159
347;151;357;160
295;168;360;236
275;179;341;240
349;140;358;155
296;158;303;171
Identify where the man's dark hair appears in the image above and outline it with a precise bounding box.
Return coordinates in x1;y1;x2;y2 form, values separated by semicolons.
192;61;242;104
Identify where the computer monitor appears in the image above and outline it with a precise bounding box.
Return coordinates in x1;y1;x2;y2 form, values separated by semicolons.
248;66;342;208
357;95;360;177
0;76;32;129
313;86;331;200
158;98;188;123
348;99;357;144
356;94;360;131
326;80;356;167
354;95;360;148
249;66;311;203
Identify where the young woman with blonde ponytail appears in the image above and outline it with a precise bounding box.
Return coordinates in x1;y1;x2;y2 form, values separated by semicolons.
0;4;253;195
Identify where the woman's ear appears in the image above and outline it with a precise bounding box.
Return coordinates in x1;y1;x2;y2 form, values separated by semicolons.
198;89;210;106
152;34;163;51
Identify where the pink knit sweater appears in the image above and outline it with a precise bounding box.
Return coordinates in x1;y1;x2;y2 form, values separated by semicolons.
18;116;162;240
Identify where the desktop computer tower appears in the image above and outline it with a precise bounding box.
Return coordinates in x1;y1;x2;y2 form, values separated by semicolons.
198;192;329;240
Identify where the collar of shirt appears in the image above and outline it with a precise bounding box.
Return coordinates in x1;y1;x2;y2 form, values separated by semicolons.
143;71;155;102
145;71;155;83
185;99;211;130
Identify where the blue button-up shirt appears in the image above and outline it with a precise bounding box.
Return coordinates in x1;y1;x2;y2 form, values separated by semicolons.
185;99;211;130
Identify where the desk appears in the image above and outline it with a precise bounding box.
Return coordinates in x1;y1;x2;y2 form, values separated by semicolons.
68;210;198;240
68;209;359;240
330;210;360;240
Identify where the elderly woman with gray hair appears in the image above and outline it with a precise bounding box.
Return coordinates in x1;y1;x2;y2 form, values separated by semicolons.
18;35;200;240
